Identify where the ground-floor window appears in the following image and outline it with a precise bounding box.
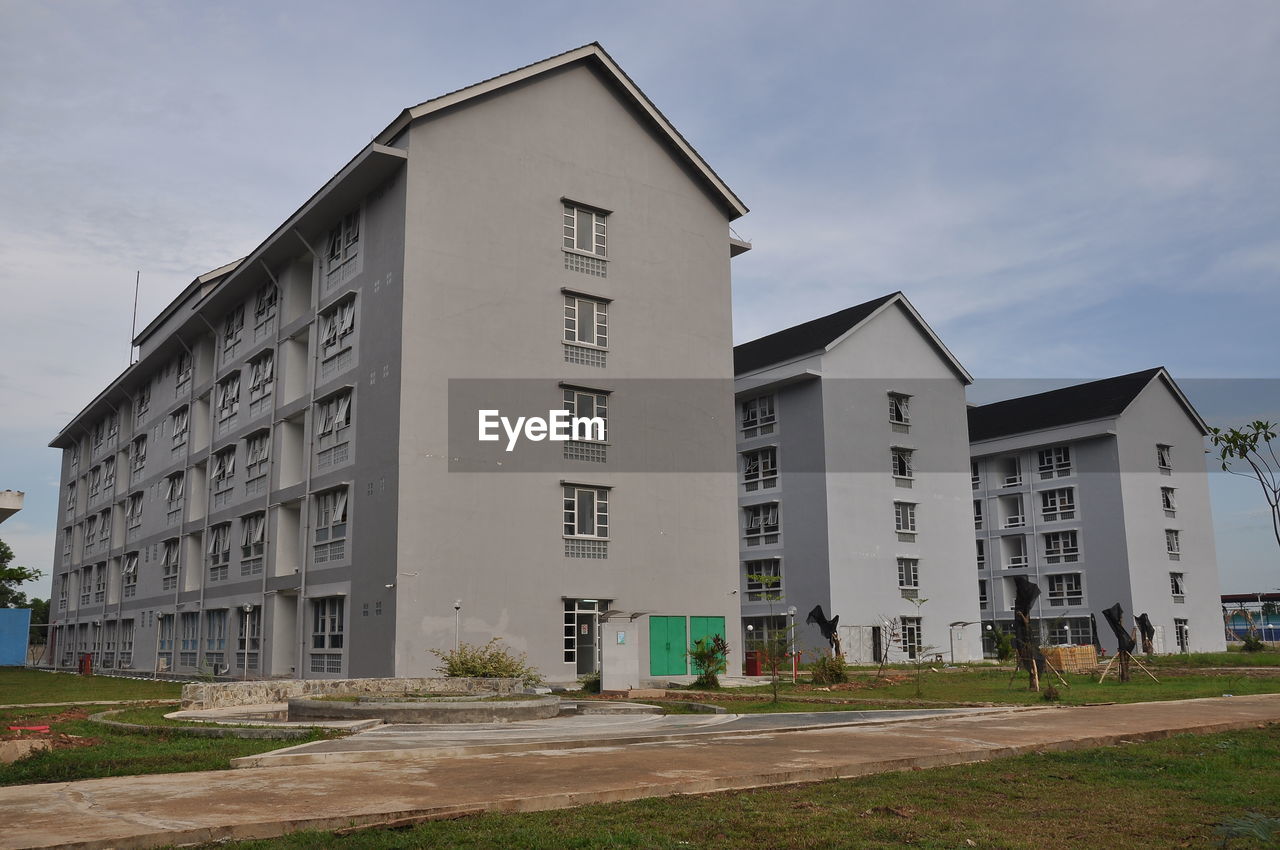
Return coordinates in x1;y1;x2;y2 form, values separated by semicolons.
310;597;345;675
1046;616;1092;646
742;615;788;649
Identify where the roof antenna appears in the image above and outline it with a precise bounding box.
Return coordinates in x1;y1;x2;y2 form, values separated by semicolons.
130;270;140;365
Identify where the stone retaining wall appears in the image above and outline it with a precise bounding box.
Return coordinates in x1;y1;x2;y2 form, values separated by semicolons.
181;677;523;709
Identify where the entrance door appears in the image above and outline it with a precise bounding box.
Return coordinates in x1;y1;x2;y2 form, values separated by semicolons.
575;613;597;675
648;616;687;676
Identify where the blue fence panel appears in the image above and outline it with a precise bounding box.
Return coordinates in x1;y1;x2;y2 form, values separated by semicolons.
0;608;31;666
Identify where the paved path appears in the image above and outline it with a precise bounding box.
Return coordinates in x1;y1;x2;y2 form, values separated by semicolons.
2;695;1278;850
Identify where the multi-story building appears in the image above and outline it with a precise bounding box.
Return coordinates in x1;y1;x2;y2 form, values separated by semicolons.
733;292;984;664
47;44;749;683
970;368;1226;654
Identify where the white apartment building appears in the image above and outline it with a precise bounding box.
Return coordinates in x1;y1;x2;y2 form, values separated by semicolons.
970;368;1226;654
734;293;984;665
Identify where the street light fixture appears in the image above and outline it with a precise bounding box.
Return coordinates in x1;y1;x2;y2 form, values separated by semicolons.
453;600;462;652
787;606;798;683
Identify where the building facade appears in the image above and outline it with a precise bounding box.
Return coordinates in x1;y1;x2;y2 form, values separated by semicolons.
970;368;1226;654
734;293;985;665
47;44;748;683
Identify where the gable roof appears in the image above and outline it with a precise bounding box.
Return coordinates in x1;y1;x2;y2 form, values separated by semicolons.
733;292;972;383
374;42;748;220
967;367;1208;442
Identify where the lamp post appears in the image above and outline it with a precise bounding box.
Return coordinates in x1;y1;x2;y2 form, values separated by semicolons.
453;600;462;653
241;603;254;681
787;605;797;684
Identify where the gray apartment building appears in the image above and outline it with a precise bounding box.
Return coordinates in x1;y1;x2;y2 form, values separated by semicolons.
970;368;1226;654
733;293;985;665
47;44;750;683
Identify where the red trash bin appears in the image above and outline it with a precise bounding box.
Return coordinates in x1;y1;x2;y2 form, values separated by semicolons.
744;650;762;676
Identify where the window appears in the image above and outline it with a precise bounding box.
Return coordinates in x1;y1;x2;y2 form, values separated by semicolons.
564;485;609;538
1174;618;1189;652
88;465;102;500
1047;617;1092;646
316;393;352;468
1047;573;1083;607
136;383;150;421
254;283;278;324
897;557;919;589
245;431;270;492
314;488;349;563
896;502;917;534
976;539;986;569
96;509;111;549
326;210;360;275
122;553;138;598
237;606;261;671
1037;446;1071;479
101;457;115;493
164;473;184;509
118;619;134;667
66;482;76;514
743;615;788;648
900;617;922;660
320;298;357;358
217;373;241;422
1157;444;1173;470
91;420;105;452
105;412;118;443
1170;572;1186;601
162;540;179;590
205;609;228;654
175;350;192;391
742;447;778;491
212;447;236;507
311;597;345;673
973;500;983;530
563;294;608;348
891;447;914;479
68;447;79;474
971;461;980;490
741;394;776;437
79;566;91;605
170;407;189;448
179;612;199;667
126;492;144;529
888;393;910;426
563;203;607;256
207;523;231;581
744;559;782;602
978;579;988;608
241;513;265;575
57;576;68;611
1043;530;1079;564
1161;487;1177;514
1040;488;1076;521
93;562;106;602
248;351;274;415
562;387;608;442
999;456;1022;487
131;435;147;475
744;502;780;544
61;527;73;560
1166;529;1181;558
224;305;245;353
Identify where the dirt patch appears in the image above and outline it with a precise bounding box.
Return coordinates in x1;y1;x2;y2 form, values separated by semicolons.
2;708;100;755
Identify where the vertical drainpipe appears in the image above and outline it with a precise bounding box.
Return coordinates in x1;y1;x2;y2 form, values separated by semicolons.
293;228;323;680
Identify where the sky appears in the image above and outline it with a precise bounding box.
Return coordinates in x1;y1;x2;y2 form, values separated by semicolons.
1;0;1277;597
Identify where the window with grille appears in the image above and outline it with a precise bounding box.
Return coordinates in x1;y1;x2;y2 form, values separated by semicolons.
162;540;179;590
131;435;147;475
976;539;985;569
563;485;609;538
563;203;607;257
562;387;608;441
1047;573;1083;606
326;210;360;281
741;394;776;437
900;617;922;659
744;559;782;601
888;393;910;426
312;597;344;650
891;447;914;479
122;553;138;598
1161;487;1177;514
973;500;983;530
1040;487;1076;521
742;447;778;491
1043;530;1079;564
1166;529;1181;558
320;297;357;360
563;294;608;348
179;612;199;666
241;513;266;575
1170;572;1186;601
978;579;988;608
1157;444;1173;470
170;407;189;448
314;488;349;564
744;502;780;545
1037;446;1071;479
217;373;241;422
248;351;274;414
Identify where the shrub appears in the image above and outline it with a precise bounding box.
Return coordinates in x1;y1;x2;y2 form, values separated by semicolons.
432;638;543;686
688;635;729;689
1241;633;1267;653
1041;683;1061;702
810;653;848;685
577;672;601;693
994;629;1015;662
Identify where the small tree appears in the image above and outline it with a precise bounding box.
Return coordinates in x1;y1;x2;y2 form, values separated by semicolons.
755;625;795;703
0;539;43;608
1210;421;1280;551
688;634;729;689
432;638;543;686
875;616;903;678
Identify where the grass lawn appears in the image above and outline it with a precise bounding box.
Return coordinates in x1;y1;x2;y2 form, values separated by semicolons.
664;666;1280;712
205;725;1280;849
0;704;337;786
0;666;182;705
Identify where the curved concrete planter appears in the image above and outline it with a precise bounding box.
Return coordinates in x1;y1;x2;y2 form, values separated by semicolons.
288;695;560;724
89;710;315;740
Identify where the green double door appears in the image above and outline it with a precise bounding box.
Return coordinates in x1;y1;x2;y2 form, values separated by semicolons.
649;615;726;676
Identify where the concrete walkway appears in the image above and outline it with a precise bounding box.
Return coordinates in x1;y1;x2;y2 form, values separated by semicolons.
1;695;1278;850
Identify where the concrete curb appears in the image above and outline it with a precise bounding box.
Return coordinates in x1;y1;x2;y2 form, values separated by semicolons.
88;710;320;740
33;714;1278;850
